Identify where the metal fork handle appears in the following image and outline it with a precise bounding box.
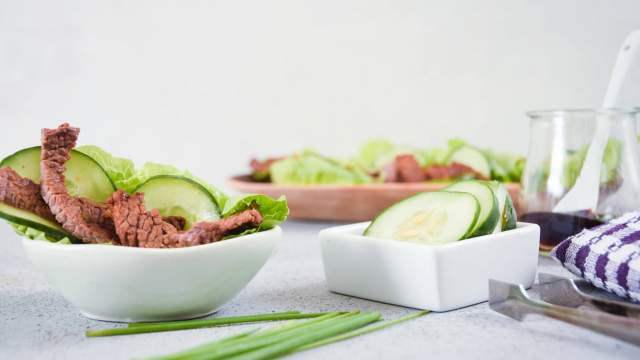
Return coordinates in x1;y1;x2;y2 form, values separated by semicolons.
537;274;640;318
526;297;640;345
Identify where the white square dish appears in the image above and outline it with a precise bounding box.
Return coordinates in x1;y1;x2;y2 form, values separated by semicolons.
319;222;540;312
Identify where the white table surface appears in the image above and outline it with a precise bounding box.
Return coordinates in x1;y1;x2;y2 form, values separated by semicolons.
1;220;638;360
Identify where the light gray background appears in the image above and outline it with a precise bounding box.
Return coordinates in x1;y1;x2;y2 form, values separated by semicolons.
1;0;640;188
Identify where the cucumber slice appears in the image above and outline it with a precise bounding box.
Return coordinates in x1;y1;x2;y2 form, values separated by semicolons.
0;147;42;181
0;203;72;241
445;180;499;237
364;191;480;245
134;175;221;229
448;146;491;179
484;181;517;233
485;181;506;234
502;195;517;231
0;146;116;202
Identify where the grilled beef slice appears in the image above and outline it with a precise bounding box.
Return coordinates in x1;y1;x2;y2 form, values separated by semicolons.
424;162;488;181
382;154;489;183
0;167;57;222
383;154;426;183
249;157;285;181
109;190;263;248
40;123;118;244
163;216;186;231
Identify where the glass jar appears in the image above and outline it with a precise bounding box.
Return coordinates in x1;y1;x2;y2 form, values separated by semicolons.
520;108;640;251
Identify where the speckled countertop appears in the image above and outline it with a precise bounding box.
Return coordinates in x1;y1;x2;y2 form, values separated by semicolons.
1;221;638;359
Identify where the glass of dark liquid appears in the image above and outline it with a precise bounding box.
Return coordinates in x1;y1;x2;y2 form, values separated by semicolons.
520;109;640;252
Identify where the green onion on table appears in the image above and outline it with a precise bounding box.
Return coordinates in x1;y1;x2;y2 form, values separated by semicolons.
147;312;350;360
298;310;428;351
133;310;428;360
86;312;328;337
126;311;303;328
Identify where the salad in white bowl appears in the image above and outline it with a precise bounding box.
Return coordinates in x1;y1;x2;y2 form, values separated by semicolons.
0;123;288;321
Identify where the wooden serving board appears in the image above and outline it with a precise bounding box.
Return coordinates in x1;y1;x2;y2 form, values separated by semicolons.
228;175;522;222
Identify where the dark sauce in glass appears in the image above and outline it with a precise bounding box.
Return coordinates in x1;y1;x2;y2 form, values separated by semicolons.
519;211;604;251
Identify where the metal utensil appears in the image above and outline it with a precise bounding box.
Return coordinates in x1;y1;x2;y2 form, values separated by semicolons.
489;279;640;346
537;273;640;319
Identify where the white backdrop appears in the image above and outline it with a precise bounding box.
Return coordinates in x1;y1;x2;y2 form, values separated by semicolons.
1;0;639;189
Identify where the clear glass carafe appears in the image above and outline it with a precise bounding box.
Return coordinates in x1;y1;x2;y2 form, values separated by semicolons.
520;108;640;250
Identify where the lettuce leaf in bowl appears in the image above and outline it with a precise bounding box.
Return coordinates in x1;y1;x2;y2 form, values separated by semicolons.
75;145;137;192
11;223;73;244
222;194;288;234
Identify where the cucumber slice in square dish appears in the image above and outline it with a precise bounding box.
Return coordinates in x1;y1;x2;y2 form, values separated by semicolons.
445;180;499;237
364;191;480;245
483;181;517;233
502;195;517;231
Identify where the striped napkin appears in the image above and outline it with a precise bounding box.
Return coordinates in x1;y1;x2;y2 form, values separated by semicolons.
550;211;640;302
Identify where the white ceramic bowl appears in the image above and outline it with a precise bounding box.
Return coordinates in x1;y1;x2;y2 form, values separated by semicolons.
21;227;281;322
319;222;539;312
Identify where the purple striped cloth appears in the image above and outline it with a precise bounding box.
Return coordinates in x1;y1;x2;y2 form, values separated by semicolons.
550;211;640;302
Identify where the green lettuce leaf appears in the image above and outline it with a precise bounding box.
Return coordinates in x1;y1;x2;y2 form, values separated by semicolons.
10;223;72;244
483;150;525;182
352;139;397;172
75;145;136;191
222;194;288;237
353;139;432;172
421;147;449;166
270;150;373;185
443;138;468;159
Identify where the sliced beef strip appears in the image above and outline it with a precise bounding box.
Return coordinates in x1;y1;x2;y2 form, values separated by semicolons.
424;162;488;181
40;123;119;244
249;157;285;181
109;190;263;248
383;154;426;183
0;167;57;222
163;216;186;231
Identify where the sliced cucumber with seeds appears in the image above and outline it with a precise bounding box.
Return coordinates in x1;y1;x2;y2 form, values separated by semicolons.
448;146;491;179
134;175;221;230
445;180;499;237
364;191;480;245
0;203;73;241
0;146;116;202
